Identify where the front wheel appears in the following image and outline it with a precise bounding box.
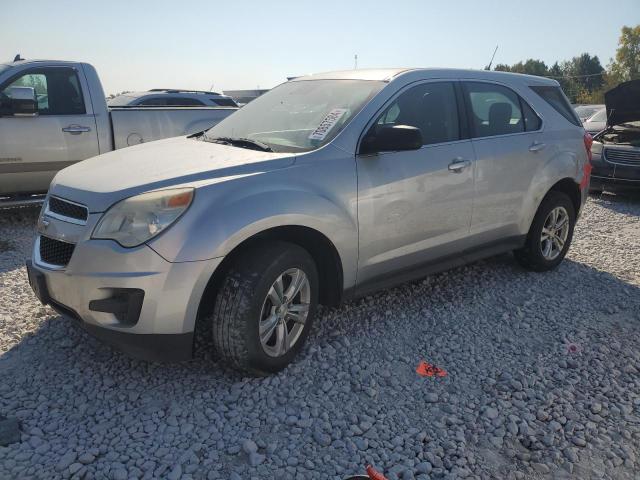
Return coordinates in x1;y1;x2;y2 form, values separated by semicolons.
209;242;319;375
514;191;576;272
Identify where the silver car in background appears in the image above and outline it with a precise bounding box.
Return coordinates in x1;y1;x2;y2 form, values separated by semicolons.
27;68;591;374
108;89;238;108
574;104;604;123
583;107;607;135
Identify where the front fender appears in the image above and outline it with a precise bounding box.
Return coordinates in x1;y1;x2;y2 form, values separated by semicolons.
148;168;358;288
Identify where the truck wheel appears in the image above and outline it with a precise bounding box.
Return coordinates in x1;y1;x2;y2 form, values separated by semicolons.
210;242;319;375
514;191;576;272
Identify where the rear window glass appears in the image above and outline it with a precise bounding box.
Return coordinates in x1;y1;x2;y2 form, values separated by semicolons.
464;82;524;137
521;100;542;131
212;98;237;107
530;86;581;126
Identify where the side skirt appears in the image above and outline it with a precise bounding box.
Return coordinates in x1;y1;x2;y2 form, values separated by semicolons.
345;235;526;301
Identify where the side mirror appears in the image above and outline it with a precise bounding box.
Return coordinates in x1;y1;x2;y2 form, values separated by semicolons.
360;125;422;154
6;86;38;116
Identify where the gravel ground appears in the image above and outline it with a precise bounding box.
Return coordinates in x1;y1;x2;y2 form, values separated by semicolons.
1;194;639;480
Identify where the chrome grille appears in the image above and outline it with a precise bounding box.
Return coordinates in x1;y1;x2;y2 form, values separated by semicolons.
39;236;75;267
47;197;88;223
604;148;640;166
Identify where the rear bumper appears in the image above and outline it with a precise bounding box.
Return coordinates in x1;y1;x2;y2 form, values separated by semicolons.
590;175;640;192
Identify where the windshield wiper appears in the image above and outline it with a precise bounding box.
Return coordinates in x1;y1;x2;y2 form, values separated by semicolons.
207;136;273;152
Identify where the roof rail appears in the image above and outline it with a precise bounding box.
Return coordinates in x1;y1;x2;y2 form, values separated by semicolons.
148;88;222;95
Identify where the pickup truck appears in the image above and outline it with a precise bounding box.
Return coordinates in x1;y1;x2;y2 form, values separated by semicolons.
0;59;237;200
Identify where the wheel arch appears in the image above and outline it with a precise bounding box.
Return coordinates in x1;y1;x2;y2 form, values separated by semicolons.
547;177;582;215
196;225;345;331
522;176;581;237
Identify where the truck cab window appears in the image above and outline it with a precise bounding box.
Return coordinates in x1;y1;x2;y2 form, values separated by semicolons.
1;68;85;115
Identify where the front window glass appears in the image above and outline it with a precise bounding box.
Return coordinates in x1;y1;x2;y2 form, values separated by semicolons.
372;81;460;145
203;79;385;153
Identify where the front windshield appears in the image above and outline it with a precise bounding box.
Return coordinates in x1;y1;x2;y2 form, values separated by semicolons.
203;79;385;153
589;108;607;122
575;105;601;119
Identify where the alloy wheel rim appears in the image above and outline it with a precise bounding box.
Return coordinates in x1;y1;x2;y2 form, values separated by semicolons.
259;268;311;357
540;206;570;261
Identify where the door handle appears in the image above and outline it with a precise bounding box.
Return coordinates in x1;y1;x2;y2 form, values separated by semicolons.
448;158;471;173
529;141;546;152
62;125;91;135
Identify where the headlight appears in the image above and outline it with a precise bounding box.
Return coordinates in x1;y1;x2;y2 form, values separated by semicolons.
92;188;194;247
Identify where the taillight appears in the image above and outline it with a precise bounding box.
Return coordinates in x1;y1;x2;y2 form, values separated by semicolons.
584;132;593;162
580;132;593;190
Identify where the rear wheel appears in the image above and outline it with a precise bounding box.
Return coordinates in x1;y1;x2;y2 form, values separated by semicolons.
209;242;318;375
514;191;576;272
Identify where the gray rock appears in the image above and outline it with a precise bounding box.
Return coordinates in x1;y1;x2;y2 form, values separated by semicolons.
249;452;265;466
572;437;587;447
242;439;258;454
55;451;77;471
484;408;499;420
0;416;20;447
313;430;332;447
425;393;439;403
532;462;550;474
111;468;127;480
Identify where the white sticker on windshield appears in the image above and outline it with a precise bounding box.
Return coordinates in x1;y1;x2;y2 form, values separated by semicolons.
308;108;348;141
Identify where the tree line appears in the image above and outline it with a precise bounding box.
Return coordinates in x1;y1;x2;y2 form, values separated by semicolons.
492;25;639;104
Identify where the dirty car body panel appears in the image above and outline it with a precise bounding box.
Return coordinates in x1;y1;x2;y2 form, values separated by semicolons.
27;68;589;362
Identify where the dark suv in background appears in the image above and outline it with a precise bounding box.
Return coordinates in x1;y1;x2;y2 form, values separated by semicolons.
590;80;640;193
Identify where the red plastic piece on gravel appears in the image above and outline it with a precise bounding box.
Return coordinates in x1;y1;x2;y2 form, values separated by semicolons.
416;360;447;377
366;465;388;480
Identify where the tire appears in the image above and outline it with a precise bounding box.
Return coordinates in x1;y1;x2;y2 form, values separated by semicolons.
514;191;576;272
209;241;319;375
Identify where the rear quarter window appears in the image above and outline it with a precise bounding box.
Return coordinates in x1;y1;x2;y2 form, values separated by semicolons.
530;86;581;126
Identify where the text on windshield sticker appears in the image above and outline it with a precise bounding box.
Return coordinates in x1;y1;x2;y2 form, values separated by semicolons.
309;108;348;141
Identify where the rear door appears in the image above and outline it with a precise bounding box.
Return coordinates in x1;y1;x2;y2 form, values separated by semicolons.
356;80;476;287
0;66;99;195
461;81;544;243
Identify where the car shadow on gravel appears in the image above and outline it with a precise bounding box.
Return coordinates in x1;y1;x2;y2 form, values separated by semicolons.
590;191;640;215
0;206;39;275
1;250;639;479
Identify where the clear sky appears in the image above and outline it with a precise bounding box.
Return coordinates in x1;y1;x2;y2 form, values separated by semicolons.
2;0;638;95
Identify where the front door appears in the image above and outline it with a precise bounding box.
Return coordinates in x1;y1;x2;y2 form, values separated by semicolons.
356;80;476;287
0;66;99;195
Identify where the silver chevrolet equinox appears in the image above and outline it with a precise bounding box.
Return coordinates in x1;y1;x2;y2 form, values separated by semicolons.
27;68;592;374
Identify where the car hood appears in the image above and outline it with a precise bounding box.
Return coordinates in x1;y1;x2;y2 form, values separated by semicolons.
605;79;640;127
50;136;296;212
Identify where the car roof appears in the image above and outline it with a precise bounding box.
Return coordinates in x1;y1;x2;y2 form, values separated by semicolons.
2;59;83;68
115;91;226;100
291;68;559;85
